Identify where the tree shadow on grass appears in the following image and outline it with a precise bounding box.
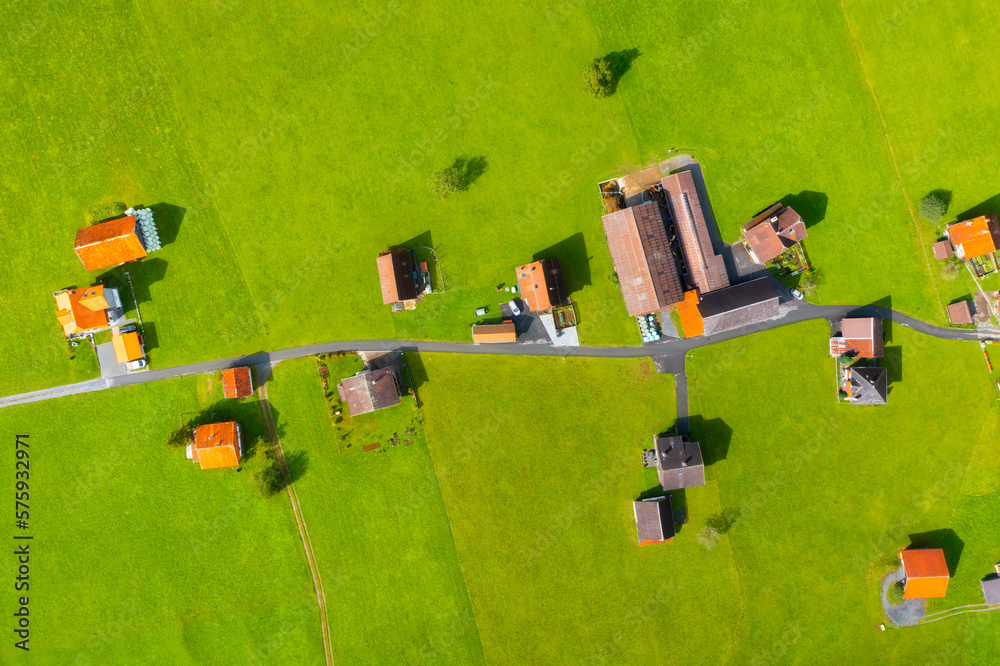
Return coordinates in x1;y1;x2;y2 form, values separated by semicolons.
447;155;488;191
601;48;641;94
908;529;965;576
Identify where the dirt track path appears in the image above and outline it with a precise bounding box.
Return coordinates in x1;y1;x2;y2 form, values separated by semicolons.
257;383;335;666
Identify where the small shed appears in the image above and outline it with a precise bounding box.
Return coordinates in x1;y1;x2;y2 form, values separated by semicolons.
946;300;973;325
931;240;954;260
633;495;674;545
112;331;144;363
899;548;950;599
471;322;517;343
221;366;254;398
982;576;1000;605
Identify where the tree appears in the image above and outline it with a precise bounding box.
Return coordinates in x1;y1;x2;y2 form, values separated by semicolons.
886;580;905;606
697;526;721;551
429;168;461;199
919;193;947;222
837;354;855;366
940;259;961;281
583;57;614;98
254;460;285;498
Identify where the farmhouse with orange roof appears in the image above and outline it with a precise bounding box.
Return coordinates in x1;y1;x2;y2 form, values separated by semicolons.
946;213;1000;261
221;367;254;398
53;285;123;337
187;422;243;470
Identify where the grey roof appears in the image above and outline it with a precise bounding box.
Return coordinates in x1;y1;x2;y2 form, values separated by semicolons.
654;436;706;490
849;367;887;405
634;496;675;542
698;277;780;335
982;577;1000;605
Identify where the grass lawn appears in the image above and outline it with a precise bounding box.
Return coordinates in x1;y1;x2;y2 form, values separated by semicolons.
263;355;485;664
687;320;1000;661
0;377;324;663
415;354;743;663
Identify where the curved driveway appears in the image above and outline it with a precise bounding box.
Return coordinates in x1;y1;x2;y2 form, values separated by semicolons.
0;301;995;410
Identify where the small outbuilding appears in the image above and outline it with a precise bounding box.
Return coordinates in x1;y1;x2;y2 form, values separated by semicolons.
188;422;243;470
337;367;401;416
633;495;674;545
222;366;254;398
471;322;517;343
899;548;950;599
982;575;1000;605
946;300;973;325
931;240;954;260
830;317;884;358
112;331;145;364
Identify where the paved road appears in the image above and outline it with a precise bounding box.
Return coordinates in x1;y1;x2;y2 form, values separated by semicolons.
1;301;996;410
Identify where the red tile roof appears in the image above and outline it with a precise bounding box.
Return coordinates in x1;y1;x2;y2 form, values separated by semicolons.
947;301;973;325
829;318;883;358
932;240;954;260
602;203;685;316
74;216;147;271
515;259;567;312
741;203;807;264
221;366;254;398
661;171;729;293
900;549;950;599
947;214;1000;260
191;422;242;470
376;250;416;305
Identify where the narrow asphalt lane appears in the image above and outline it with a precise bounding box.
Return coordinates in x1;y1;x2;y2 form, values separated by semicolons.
2;302;996;410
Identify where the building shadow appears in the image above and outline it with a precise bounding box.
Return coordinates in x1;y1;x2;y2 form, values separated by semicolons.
883;346;902;384
404;352;429;393
908;529;964;576
957;193;1000;222
141;321;159;352
391;230;433;252
532;232;592;296
687;415;731;465
127;257;169;306
781;191;828;228
601;48;641;94
147;203;186;246
668;488;687;534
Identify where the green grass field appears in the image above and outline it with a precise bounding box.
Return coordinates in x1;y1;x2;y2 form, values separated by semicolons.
0;377;325;663
686;321;1000;661
6;1;1000;398
263;356;485;664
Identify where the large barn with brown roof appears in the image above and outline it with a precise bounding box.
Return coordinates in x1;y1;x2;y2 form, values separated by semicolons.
661;170;730;294
696;277;779;335
337;366;401;416
741;203;807;265
515;259;567;312
74;216;148;271
601;202;686;316
376;249;417;305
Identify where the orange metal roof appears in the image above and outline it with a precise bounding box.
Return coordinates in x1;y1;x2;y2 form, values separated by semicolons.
112;331;143;363
221;367;254;398
472;323;517;343
900;548;950;599
947;214;999;260
676;290;704;337
192;422;242;470
54;287;109;336
74;216;147;271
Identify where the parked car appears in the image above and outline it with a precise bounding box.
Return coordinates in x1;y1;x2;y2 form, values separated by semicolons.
120;324;137;334
508;300;521;316
475;307;488;316
791;289;804;301
126;359;147;371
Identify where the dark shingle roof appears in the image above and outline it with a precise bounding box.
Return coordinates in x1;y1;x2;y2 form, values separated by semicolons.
698;277;779;334
982;577;1000;605
337;367;400;416
654;436;706;490
849;367;887;405
634;496;675;543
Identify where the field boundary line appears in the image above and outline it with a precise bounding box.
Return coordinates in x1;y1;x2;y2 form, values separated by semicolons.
257;382;335;666
836;1;946;320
